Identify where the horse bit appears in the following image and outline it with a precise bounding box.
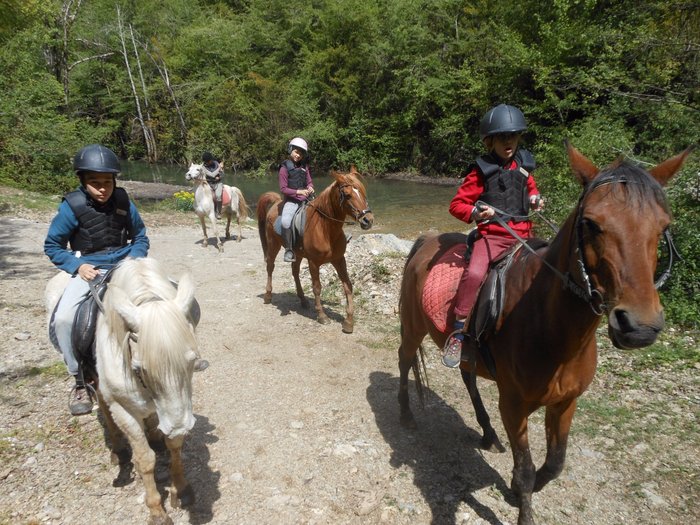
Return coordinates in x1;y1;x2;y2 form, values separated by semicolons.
309;183;372;225
479;174;679;316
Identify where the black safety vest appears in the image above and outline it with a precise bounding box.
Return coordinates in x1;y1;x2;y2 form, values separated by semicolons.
476;149;536;222
282;160;308;190
63;187;131;254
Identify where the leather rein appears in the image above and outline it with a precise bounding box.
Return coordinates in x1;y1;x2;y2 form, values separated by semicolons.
307;183;372;225
478;174;678;316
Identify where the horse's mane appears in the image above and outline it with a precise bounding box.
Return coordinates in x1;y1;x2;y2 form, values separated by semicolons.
104;258;195;395
585;160;669;214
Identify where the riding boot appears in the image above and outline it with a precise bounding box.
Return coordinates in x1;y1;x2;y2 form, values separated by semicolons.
69;374;94;416
281;227;296;263
214;199;222;219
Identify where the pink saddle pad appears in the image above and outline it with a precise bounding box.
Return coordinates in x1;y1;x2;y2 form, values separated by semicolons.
221;189;231;207
421;245;467;333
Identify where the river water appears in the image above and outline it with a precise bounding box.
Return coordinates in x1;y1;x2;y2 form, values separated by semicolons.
121;161;467;240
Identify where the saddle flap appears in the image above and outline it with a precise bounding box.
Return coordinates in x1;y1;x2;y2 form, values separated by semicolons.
274;203;307;249
72;284;108;365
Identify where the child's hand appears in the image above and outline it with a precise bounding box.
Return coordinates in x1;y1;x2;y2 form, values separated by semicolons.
78;263;99;281
529;194;545;211
472;204;494;222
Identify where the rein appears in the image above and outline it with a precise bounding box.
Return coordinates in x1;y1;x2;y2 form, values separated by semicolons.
307;183;372;225
477;175;677;315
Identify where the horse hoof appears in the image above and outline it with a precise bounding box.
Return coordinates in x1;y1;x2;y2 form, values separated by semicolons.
341;322;354;334
263;295;272;305
317;316;330;325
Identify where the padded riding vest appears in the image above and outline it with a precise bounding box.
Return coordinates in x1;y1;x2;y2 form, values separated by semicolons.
282;159;308;190
476;148;536;222
64;187;131;254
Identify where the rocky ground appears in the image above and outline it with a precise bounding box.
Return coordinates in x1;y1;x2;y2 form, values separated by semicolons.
0;196;698;525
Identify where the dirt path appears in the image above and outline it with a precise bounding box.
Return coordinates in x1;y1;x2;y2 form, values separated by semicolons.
0;215;697;525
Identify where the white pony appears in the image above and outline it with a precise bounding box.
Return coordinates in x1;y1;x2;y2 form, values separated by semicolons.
45;258;199;525
184;163;249;252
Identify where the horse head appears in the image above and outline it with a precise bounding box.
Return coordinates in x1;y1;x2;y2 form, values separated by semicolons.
105;267;198;438
565;141;692;349
331;166;374;230
185;163;205;183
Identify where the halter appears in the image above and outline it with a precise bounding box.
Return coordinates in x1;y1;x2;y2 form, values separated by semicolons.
309;183;372;225
479;172;676;316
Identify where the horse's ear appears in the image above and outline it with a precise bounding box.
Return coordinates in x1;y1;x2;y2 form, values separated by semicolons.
350;164;359;174
565;139;599;186
330;170;342;183
109;285;142;333
174;273;196;317
649;147;694;187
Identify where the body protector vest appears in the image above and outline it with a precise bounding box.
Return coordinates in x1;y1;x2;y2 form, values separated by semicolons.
476;148;536;222
282;159;308;190
64;187;131;254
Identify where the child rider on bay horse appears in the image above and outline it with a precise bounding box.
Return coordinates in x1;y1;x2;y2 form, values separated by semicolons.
443;104;545;368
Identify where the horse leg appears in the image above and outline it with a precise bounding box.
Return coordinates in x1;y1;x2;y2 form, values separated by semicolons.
109;403;171;525
210;213;223;252
165;435;195;509
398;338;419;429
225;214;231;240
331;257;354;333
199;216;208;248
236;217;243;242
533;399;577;492
263;235;280;304
96;392;130;466
307;261;327;323
460;368;505;453
500;401;537;525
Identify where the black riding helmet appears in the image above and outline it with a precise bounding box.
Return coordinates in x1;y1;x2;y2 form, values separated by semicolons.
479;104;527;139
202;151;215;163
73;144;121;174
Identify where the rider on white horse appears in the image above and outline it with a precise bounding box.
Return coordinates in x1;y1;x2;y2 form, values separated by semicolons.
202;151;225;219
44;144;150;416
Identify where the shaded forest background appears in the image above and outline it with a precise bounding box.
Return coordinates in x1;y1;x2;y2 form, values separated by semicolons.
0;0;698;325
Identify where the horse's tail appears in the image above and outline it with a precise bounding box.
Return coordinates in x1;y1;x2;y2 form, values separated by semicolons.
257;192;281;258
233;187;250;220
398;235;428;314
398;235;430;408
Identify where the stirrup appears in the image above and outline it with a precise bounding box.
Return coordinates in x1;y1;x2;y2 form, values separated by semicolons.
283;249;296;263
441;329;464;368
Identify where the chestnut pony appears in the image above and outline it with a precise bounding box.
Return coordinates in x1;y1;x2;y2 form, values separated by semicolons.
257;166;373;333
398;143;691;525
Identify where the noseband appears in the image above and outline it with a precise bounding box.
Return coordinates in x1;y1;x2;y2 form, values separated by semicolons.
571;173;676;314
337;183;372;223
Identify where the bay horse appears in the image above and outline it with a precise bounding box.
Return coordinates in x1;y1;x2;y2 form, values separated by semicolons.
45;258;200;525
257;166;374;333
398;142;691;525
185;163;249;252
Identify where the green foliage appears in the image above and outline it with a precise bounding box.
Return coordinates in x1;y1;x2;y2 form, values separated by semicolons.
0;0;698;323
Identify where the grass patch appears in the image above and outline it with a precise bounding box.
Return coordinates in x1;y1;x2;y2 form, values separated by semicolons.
0;187;58;214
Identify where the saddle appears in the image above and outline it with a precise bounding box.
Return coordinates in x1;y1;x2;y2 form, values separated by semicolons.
422;235;548;373
49;270;202;379
273;201;308;249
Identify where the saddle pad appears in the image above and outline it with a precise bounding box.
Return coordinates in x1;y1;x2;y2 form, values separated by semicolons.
221;188;231;207
422;245;467;333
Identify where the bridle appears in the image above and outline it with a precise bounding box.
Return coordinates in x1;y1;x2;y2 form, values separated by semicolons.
481;172;677;316
308;182;372;225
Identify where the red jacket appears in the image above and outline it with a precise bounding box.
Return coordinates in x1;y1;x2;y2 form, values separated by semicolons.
449;159;540;238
